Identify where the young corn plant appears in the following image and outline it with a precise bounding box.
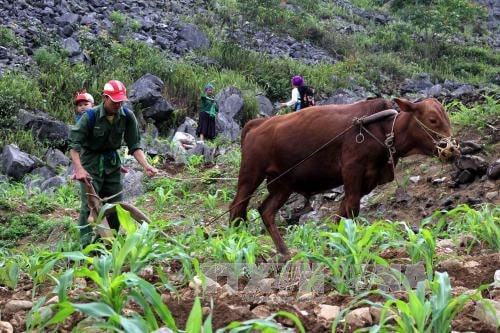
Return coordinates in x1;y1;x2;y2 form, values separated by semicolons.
37;207;178;332
332;271;492;333
218;311;305;333
401;223;436;281
155;186;176;211
0;248;22;289
425;204;500;251
296;219;389;294
285;222;327;254
186;154;204;174
183;297;213;333
209;224;272;264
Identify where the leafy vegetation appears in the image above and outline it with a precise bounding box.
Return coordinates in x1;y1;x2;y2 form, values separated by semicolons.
448;95;499;130
332;271;490;332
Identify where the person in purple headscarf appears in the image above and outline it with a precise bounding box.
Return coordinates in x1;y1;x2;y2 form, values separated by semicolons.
279;75;304;111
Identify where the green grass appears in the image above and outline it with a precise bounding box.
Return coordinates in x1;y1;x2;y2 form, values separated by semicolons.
448;95;500;130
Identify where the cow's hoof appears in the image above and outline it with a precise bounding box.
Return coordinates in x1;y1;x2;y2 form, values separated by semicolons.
278;253;292;263
276;249;298;263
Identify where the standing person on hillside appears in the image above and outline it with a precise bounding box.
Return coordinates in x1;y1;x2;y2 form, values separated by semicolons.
196;83;218;142
74;89;94;122
279;75;315;111
69;80;158;246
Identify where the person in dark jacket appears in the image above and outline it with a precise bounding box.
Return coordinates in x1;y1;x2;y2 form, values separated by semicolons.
196;83;218;141
69;80;158;245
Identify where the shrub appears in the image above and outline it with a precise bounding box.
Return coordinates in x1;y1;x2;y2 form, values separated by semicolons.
0;73;43;128
0;214;45;248
0;26;21;48
448;95;499;130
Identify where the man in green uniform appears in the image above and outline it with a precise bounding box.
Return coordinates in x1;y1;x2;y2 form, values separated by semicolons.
69;80;158;245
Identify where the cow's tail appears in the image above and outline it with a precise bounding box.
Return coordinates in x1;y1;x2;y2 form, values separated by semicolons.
240;118;268;146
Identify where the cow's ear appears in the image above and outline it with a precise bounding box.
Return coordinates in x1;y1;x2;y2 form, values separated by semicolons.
394;98;415;113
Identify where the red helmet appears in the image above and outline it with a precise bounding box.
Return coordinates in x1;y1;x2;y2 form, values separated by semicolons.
103;80;128;102
74;89;94;105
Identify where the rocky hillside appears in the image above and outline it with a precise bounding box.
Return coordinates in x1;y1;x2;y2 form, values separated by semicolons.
0;0;498;157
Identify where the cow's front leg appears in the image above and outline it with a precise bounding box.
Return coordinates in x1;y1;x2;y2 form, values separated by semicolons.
338;165;364;219
338;193;362;219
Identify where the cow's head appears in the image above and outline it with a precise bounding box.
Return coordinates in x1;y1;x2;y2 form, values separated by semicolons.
394;98;459;161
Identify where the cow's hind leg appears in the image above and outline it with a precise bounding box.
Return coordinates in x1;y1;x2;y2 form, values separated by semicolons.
229;170;265;225
259;187;293;257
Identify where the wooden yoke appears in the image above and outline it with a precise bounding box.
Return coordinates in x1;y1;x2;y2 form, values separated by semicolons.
81;178;114;239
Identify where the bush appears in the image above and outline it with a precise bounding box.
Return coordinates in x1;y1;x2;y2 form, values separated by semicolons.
0;26;21;48
0;73;43;128
0;214;45;248
448;95;499;130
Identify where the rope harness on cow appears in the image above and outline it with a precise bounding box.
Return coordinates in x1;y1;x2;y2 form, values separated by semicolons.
353;109;400;184
412;117;460;162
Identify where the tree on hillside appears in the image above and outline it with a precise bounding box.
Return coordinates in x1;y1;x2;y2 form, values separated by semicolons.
390;0;485;41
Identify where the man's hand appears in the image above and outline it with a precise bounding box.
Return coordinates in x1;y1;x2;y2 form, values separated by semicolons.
72;167;91;181
279;103;286;109
143;164;158;177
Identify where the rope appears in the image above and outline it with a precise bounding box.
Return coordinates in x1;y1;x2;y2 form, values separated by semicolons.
356;113;400;186
152;172;237;182
412;116;459;161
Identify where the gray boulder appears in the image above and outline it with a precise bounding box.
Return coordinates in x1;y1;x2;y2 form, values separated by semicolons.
30;166;56;180
257;95;274;117
40;176;65;193
451;85;474;97
487;159;500;180
455;155;488;175
1;144;36;180
45;148;70;171
142;98;175;122
123;169;144;201
459;141;482;155
17;110;70;147
426;84;443;97
63;37;80;56
56;12;79;26
216;87;244;141
401;74;433;94
442;80;462;91
176;117;197;137
178;23;209;49
323;88;366;105
188;143;214;164
81;13;97;25
128;74;164;107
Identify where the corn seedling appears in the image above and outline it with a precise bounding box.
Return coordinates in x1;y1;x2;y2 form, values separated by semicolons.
285;222;327;254
155;186;176;211
401;223;436;281
296;219;389;294
0;249;21;289
210;224;272;264
336;271;492;333
39;213;178;331
187;154;205;174
218;310;305;333
425;204;500;251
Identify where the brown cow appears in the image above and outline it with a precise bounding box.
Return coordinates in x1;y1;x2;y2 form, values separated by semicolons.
229;98;457;256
